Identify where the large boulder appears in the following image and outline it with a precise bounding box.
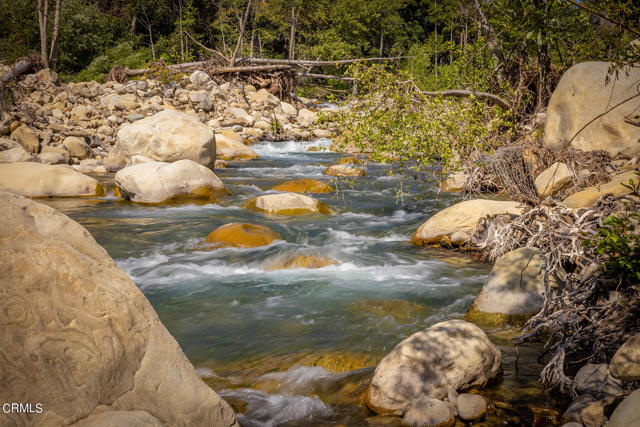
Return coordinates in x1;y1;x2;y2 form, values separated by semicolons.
411;200;524;247
115;160;228;204
0;162;103;197
544;61;640;158
0;192;238;427
62;136;91;160
215;130;258;160
11;124;40;153
534;162;574;197
466;247;546;325
0;146;32;163
366;320;502;415
270;178;334;194
610;334;640;381
39;145;70;165
245;192;334;215
609;389;640;427
204;223;281;248
562;170;640;208
110;110;216;170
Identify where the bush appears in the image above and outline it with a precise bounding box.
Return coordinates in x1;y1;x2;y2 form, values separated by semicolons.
71;41;151;83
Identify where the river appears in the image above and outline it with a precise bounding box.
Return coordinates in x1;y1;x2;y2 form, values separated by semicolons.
41;139;564;426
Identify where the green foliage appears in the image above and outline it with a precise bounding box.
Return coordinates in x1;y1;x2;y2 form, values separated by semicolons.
583;203;640;285
144;60;183;84
71;41;151;83
0;0;39;63
331;63;512;178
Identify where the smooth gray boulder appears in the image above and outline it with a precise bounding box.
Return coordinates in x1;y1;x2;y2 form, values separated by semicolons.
609;389;640;427
610;334;640;381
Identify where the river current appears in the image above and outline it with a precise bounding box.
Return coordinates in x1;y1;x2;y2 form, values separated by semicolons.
42;139;563;426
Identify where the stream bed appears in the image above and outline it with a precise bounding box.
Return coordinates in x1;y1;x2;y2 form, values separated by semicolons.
41;139;565;426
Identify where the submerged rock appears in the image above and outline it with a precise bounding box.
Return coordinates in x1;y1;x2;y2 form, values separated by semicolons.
205;223;281;248
412;199;523;247
0;191;238;427
457;394;487;421
402;397;455;427
245;192;334;215
325;164;365;177
366;320;501;414
348;299;427;322
0;162;103;197
270;178;334;194
265;254;338;270
466;247;547;325
115;159;228;204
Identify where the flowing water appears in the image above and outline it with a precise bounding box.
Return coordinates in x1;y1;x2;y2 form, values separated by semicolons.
42;139;565;426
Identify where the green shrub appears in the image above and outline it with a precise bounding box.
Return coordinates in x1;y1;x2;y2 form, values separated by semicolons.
70;41;151;83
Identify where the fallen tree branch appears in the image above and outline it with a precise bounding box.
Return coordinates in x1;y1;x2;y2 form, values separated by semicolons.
0;56;39;113
421;89;511;110
236;56;412;66
297;72;355;81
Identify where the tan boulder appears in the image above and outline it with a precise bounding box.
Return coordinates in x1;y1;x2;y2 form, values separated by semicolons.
62;136;91;160
366;320;501;414
39;145;70;164
280;101;297;117
0;192;238;427
441;172;468;192
111;109;216;170
610;334;640;381
412;199;524;247
0;146;32;163
296;108;318;126
35;68;59;83
325;164;365;177
265;254;338;270
534;162;574;197
0;162;102;197
204;223;281;248
251;89;281;108
270;178;334;194
544;61;640;158
245;192;334;215
115;160;228;204
215;130;258;160
562;170;640;208
11;125;40;153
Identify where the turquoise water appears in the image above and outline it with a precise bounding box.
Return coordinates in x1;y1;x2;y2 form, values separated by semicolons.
42;140;562;426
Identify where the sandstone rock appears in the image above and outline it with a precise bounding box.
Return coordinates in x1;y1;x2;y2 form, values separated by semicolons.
562;170;640;208
610;334;640;381
125;155;154;167
190;70;212;86
0;146;32;163
111;109;216;169
36;68;59;83
535;162;574;197
245;192;334;215
366;320;502;414
280;101;297;117
297;108;318;126
204;223;281;248
0;192;238;427
402;397;455;427
224;107;255;127
265;254;338;270
325;164;365;177
347;299;426;322
63;136;90;159
544;62;640;158
251;89;280;108
115;160;228;204
457;394;487;421
412;200;524;247
189;90;213;111
467;247;546;325
574;364;624;399
101;93;137;109
215;130;258;160
0;162;102;197
214;159;228;168
609;389;640;427
39;145;70;164
270;178;334;194
68;410;164;427
11;124;40;153
0;136;20;150
441;173;468;192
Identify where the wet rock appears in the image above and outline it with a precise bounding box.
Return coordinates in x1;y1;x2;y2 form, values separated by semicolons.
0;146;32;163
534;162;574;197
325;164;365;177
610;333;640;381
111;109;216;169
0;162;102;197
402;397;455;427
348;299;426;322
440;172;467;192
39;145;70;164
270;178;334;194
466;247;546;325
265;254;338;270
215;130;258;160
11;124;40;153
609;389;640;427
115;160;228;204
205;223;281;248
214;159;228;168
63;136;90;160
0;192;239;427
457;394;487;421
245;193;334;215
412;199;523;247
544;61;640;158
562;170;640;208
366;320;502;414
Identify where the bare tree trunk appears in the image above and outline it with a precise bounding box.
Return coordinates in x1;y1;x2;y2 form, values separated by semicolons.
230;0;253;66
37;0;50;69
379;31;383;56
258;35;262;57
288;1;296;60
179;0;185;62
48;0;62;70
141;11;155;60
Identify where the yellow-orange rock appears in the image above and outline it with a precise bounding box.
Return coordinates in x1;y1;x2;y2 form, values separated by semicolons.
244;192;334;215
265;254;338;270
270;178;334;194
325;164;365;177
205;223;281;248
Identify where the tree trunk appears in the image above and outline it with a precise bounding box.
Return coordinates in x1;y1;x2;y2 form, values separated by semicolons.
37;0;50;69
1;58;36;113
48;0;62;70
179;0;185;63
379;31;384;56
231;0;253;66
288;1;296;61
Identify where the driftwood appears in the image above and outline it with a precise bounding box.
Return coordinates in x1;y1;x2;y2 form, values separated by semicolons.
0;56;40;113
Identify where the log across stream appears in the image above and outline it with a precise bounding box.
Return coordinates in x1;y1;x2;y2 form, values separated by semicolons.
40;139;567;425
